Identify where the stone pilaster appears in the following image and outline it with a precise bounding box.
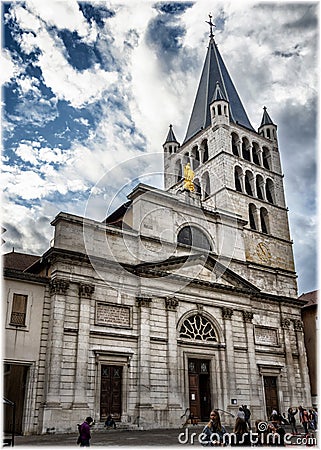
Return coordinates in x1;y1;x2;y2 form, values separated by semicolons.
165;297;181;414
280;317;296;405
136;296;153;425
292;318;312;406
222;307;236;408
242;310;259;402
45;278;69;406
72;283;95;408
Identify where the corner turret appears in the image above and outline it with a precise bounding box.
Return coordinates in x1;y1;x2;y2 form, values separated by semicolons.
258;106;278;143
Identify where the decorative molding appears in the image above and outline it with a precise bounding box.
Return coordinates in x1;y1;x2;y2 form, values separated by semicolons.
242;310;253;323
165;297;179;311
281;318;291;329
196;304;204;312
292;318;303;331
222;306;234;320
49;279;69;295
254;326;278;346
136;296;152;308
79;283;95;298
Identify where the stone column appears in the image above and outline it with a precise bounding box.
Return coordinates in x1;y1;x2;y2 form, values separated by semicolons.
72;283;95;408
222;307;236;408
242;310;259;402
281;318;296;405
293;318;312;405
136;296;153;426
165;297;181;415
45;278;69;406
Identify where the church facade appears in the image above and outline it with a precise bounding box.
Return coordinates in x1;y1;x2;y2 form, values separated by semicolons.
4;28;311;434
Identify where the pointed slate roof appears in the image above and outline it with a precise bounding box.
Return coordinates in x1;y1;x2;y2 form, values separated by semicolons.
260;106;275;127
184;37;254;144
164;124;179;144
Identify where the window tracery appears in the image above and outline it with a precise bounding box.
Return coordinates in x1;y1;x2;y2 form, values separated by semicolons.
179;314;217;342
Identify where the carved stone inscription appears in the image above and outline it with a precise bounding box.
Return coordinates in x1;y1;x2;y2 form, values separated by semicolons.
96;303;130;328
254;326;278;346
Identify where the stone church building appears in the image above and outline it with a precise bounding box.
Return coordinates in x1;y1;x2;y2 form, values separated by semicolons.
4;28;312;434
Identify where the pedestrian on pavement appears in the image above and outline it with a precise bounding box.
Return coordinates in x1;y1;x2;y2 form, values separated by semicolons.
308;409;317;431
242;405;251;430
299;406;309;435
231;417;250;446
236;406;245;421
287;407;298;434
201;409;226;446
78;417;93;447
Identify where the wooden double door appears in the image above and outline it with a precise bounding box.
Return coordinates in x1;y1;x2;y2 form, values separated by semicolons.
100;365;122;421
4;363;28;434
188;359;211;421
264;376;279;418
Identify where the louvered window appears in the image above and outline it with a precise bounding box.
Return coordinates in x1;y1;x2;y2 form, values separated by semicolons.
10;294;28;326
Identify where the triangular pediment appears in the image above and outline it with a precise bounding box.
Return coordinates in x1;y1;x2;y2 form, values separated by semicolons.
131;253;260;292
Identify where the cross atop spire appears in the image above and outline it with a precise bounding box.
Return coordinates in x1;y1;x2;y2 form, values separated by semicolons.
205;14;215;39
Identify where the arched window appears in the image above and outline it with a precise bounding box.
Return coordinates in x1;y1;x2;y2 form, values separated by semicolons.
177;226;211;251
194;177;201;194
191;146;200;170
176;160;183;183
242;137;251;161
245;170;254;196
231;133;239;156
202;139;209;163
249;203;258;230
202;172;211;199
256;175;264;200
262;147;271;170
179;314;217;342
266;178;275;204
260;207;269;234
252;142;260;165
234;166;243;192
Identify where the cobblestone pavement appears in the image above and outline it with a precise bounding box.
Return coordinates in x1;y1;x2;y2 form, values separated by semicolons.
11;425;318;447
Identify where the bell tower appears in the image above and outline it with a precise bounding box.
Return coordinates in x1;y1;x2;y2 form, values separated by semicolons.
162;17;297;296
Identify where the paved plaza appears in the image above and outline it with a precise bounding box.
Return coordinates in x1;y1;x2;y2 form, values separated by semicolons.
10;424;318;447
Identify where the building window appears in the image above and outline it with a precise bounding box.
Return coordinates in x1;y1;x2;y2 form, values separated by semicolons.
177;225;212;251
256;175;265;200
202;139;209;163
231;133;239;156
179;314;217;342
252;143;260;165
202;172;211;199
10;294;28;326
245;170;254;196
234;166;243;192
262;147;272;170
242;138;251;161
260;207;269;234
194;178;201;194
249;203;258;230
266;179;275;204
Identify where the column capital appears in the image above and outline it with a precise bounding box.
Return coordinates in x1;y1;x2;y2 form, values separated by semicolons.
79;283;95;298
165;297;179;311
292;318;303;331
222;306;234;320
281;318;291;329
49;278;69;295
136;296;152;307
242;310;253;323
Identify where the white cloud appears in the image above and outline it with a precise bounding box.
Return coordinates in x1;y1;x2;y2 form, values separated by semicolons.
0;50;22;85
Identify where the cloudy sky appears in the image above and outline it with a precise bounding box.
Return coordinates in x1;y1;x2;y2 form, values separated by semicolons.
1;0;318;294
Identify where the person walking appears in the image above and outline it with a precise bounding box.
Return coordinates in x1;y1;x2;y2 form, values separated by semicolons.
236;406;245;421
299;406;309;435
242;405;251;430
78;417;93;447
288;407;298;434
201;409;226;446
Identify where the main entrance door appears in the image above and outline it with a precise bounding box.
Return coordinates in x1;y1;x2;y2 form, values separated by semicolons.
263;376;279;418
188;359;211;421
100;365;122;421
